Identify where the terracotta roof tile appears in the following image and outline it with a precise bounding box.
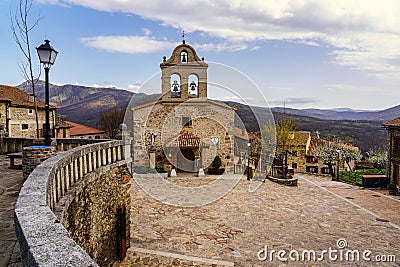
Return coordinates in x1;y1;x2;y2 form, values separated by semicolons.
65;121;106;136
290;131;311;147
383;117;400;127
0;84;56;109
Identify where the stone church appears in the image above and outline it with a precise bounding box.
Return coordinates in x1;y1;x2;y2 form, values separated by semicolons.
131;41;236;174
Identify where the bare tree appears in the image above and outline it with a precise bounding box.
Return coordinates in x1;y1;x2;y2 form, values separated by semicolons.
264;113;297;177
11;0;42;137
98;107;126;139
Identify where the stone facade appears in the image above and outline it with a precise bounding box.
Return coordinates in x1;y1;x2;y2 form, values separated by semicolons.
8;106;55;138
383;117;400;188
14;140;127;266
131;42;236;173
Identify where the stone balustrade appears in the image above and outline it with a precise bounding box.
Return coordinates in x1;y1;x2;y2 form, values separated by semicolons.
14;140;128;266
0;137;111;154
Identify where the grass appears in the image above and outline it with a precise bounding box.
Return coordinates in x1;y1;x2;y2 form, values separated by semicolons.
339;169;387;186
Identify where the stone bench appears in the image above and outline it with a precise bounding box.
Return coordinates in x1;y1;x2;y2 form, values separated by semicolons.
6;152;22;169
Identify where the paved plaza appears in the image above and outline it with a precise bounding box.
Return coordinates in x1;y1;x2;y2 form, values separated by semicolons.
1;154;400;266
0;156;22;267
124;173;400;266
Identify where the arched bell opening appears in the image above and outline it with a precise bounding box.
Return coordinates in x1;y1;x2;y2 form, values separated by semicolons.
188;74;198;98
170;73;181;98
180;50;188;63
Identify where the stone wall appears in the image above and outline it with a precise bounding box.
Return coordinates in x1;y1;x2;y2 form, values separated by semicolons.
14;140;129;266
60;164;131;267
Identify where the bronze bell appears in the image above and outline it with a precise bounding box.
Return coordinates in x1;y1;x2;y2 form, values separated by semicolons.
190;81;196;91
181;53;187;63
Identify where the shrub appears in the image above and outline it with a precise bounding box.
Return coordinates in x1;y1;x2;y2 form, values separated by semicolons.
212;156;222;169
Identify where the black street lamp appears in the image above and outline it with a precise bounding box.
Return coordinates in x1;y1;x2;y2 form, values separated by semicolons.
336;148;341;181
36;40;58;146
247;142;251;180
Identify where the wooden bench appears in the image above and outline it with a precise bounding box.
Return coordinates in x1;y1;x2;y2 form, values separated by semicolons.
6;152;23;169
362;174;387;188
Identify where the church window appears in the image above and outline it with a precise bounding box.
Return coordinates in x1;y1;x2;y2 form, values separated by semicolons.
182;117;192;127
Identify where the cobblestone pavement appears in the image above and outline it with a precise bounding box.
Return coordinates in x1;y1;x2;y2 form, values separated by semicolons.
125;173;400;267
298;174;400;228
0;155;23;267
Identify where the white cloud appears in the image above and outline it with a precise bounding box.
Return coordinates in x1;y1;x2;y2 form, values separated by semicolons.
80;35;176;53
58;0;400;78
127;81;143;93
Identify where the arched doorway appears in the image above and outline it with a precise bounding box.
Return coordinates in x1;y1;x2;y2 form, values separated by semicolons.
178;148;195;172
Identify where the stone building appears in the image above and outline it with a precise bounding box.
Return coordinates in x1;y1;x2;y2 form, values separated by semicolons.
131;41;236;173
0;85;56;138
383;117;400;188
284;132;359;175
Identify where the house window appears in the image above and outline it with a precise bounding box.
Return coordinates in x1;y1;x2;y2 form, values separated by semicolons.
306;166;318;173
321;167;331;174
306;156;318;163
28;109;33;114
292;163;298;169
21;124;29;130
182;117;192;127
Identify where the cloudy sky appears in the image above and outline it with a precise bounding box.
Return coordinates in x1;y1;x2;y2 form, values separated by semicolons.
1;0;399;110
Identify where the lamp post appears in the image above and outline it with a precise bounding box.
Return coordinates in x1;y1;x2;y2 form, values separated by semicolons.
36;40;58;146
336;148;341;181
247;142;251;180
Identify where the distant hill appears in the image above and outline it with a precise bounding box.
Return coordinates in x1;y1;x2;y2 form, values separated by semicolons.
226;101;387;153
18;81;158;127
18;82;396;152
271;106;399;122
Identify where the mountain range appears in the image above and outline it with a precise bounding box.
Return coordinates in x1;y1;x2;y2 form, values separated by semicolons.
17;81;398;152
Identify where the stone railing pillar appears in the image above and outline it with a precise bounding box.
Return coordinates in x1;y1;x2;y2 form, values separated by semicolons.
22;146;56;180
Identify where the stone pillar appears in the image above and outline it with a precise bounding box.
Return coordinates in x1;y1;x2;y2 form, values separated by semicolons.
170;168;177;177
198;168;205;177
22;146;56;180
149;151;156;168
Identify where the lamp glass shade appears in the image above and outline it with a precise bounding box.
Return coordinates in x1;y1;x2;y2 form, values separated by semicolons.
36;40;58;65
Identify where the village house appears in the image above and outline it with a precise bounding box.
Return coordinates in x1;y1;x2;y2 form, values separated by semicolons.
131;41;236;173
284;131;359;175
65;121;107;139
0;84;56;138
383;117;400;188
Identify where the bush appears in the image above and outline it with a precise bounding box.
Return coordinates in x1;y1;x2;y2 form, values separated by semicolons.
134;166;157;174
387;184;398;191
155;166;166;173
212;156;222;169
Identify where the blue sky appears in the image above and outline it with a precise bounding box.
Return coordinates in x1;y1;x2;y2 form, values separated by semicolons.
1;0;399;110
